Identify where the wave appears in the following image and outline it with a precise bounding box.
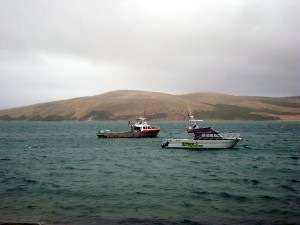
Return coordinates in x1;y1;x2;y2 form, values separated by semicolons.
25;144;47;149
0;158;11;161
191;190;249;202
219;192;249;201
63;166;93;171
135;191;151;196
260;195;279;201
23;179;39;184
191;191;210;195
6;185;27;192
118;218;205;225
281;185;298;193
289;155;300;160
227;178;260;185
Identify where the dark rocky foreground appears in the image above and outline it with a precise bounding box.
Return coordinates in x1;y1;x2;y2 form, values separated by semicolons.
0;223;41;225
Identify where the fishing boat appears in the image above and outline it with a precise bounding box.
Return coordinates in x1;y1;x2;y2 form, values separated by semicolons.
97;117;160;138
161;113;241;149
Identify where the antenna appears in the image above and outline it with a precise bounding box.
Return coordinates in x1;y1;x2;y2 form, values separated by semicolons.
186;102;203;124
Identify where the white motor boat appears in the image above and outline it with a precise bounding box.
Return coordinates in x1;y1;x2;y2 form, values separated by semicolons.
161;114;241;149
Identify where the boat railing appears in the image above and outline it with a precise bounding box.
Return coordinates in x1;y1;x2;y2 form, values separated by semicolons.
100;130;111;133
193;136;223;140
221;133;241;139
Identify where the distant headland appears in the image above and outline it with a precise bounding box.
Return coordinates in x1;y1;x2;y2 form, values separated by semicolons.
0;90;299;121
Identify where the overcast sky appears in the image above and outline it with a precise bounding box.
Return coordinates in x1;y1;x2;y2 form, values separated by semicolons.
0;0;299;109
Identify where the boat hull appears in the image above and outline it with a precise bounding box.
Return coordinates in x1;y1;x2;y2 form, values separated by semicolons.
161;138;241;149
97;129;160;138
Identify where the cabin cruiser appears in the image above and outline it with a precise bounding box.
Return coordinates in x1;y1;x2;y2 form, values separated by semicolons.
161;114;241;149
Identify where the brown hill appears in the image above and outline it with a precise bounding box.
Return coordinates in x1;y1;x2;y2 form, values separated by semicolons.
0;90;299;121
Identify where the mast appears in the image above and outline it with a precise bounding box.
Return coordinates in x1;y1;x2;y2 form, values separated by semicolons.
186;102;203;125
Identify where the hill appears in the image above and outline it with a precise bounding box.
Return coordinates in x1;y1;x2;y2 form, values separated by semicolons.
0;90;299;121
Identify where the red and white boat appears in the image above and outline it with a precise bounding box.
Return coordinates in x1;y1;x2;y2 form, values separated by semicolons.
97;117;160;138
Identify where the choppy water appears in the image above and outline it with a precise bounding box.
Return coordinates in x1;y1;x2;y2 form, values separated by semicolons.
0;121;299;225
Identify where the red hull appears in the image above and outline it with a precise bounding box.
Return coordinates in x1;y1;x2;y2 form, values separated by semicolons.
97;129;160;138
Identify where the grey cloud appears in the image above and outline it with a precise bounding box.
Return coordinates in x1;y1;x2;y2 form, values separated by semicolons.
0;0;299;109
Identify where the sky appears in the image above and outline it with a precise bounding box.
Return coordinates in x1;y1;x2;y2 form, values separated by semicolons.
0;0;299;109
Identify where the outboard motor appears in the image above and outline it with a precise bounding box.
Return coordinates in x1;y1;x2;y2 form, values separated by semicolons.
161;140;169;148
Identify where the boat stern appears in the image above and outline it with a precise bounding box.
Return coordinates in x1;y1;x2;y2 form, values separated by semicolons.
161;139;171;148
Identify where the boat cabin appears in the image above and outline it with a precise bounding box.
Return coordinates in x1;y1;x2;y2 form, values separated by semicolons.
133;124;152;131
129;117;154;132
187;127;223;140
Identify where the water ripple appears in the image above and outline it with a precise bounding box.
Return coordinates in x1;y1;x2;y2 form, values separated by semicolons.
0;121;299;225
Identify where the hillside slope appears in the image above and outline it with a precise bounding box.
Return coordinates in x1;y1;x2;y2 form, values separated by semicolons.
0;90;299;121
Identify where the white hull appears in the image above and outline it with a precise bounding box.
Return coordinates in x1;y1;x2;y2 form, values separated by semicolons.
161;138;241;149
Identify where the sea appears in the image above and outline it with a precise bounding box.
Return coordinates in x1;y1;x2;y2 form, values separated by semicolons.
0;121;299;225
